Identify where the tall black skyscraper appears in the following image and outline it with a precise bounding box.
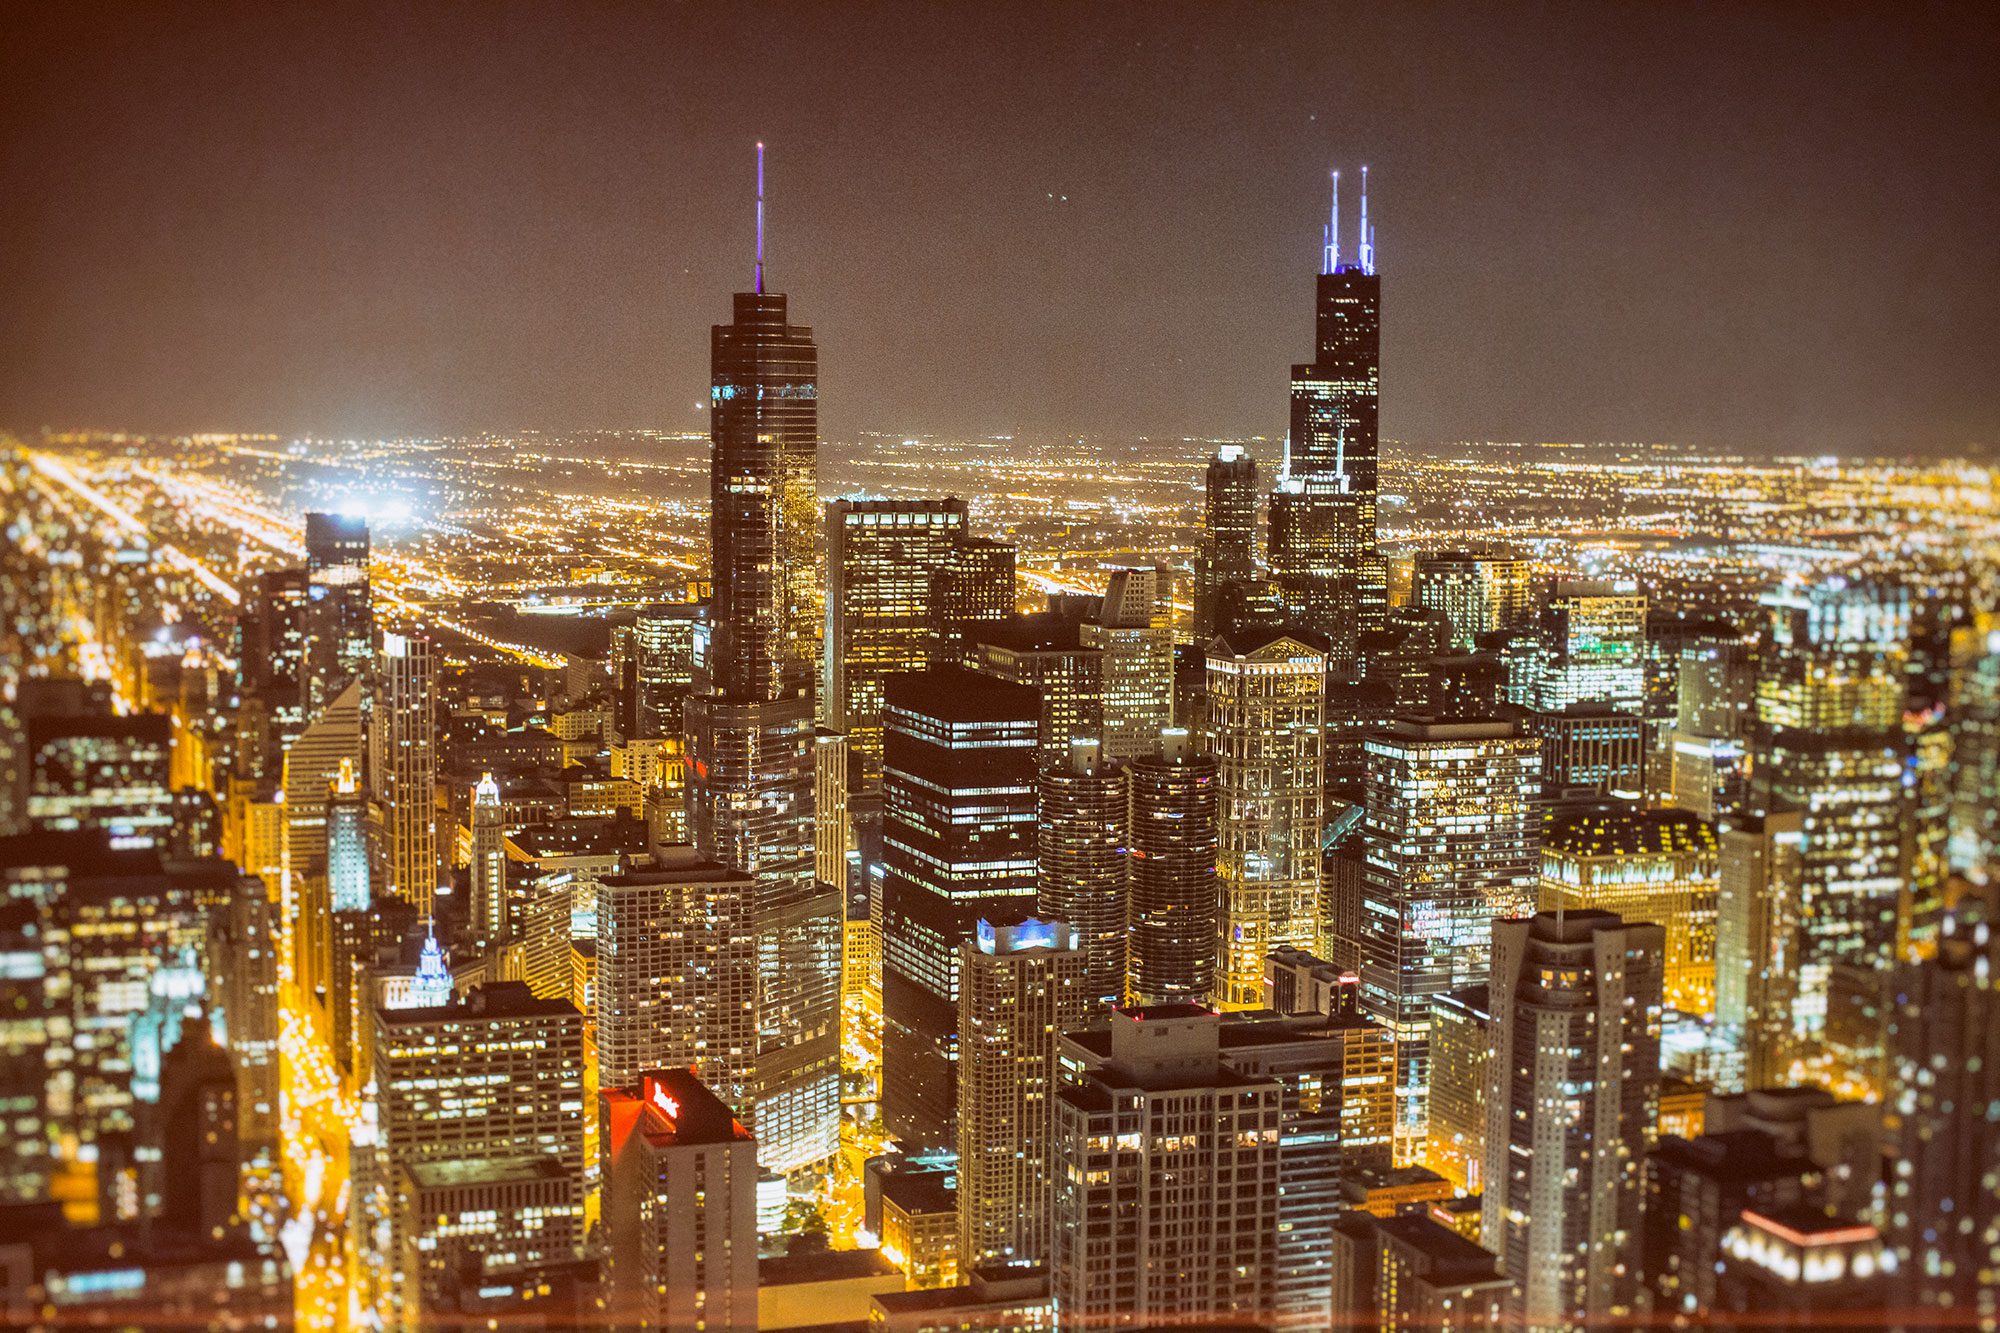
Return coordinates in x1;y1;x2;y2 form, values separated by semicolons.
1269;168;1383;664
879;666;1040;1149
684;146;838;1177
1194;445;1258;638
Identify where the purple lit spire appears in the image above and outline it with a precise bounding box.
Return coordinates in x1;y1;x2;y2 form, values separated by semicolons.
755;141;766;294
1324;169;1340;275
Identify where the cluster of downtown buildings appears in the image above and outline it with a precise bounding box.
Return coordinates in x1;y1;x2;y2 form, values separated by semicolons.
1;173;1997;1333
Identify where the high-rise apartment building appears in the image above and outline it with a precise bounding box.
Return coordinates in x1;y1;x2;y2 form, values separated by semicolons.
823;497;968;777
371;631;437;911
880;667;1040;1148
1125;728;1220;1006
1194;444;1258;638
368;982;585;1320
1207;631;1326;1009
1412;548;1532;652
1269;174;1384;661
302;511;372;718
1332;1212;1515;1333
1359;717;1540;1159
602;1069;760;1333
1483;910;1664;1332
956;916;1088;1271
1036;739;1129;1009
594;848;756;1100
1218;1006;1396;1326
1082;566;1175;763
971;620;1106;767
1539;806;1719;1015
1050;1006;1284;1331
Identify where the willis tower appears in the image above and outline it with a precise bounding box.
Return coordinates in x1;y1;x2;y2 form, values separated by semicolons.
684;144;840;1176
1269;167;1385;668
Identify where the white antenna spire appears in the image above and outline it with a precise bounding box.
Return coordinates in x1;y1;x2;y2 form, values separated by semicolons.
1359;165;1373;275
755;141;766;294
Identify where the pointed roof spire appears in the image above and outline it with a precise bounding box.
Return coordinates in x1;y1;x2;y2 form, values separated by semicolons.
1359;165;1373;275
755;141;766;294
1325;169;1340;275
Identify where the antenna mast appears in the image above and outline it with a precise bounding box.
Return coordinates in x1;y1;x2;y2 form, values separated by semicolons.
755;141;766;294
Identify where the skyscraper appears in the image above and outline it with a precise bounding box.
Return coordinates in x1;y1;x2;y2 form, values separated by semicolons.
956;915;1088;1271
1715;809;1806;1088
602;1069;760;1333
1359;717;1540;1159
632;601;706;739
930;536;1017;669
1125;727;1220;1006
1539;805;1719;1015
1051;1006;1285;1330
1412;548;1533;652
1750;580;1909;1085
326;757;369;913
880;667;1040;1149
707;202;819;700
594;848;755;1100
1206;630;1326;1009
684;154;840;1177
971;618;1106;767
822;497;968;778
371;631;438;912
1670;632;1756;820
1269;168;1384;662
1082;566;1176;764
1194;445;1258;638
1529;580;1649;713
469;771;504;942
368;982;585;1321
1036;739;1129;1009
282;679;361;1002
1483;909;1664;1332
302;511;372;718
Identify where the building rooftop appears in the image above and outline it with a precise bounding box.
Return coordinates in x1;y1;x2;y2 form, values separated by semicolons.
403;1155;571;1190
1376;1213;1508;1283
882;665;1041;722
1545;805;1719;858
376;979;581;1024
757;1245;899;1288
879;1167;956;1216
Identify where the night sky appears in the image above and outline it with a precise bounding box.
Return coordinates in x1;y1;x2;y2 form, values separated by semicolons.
3;3;1996;455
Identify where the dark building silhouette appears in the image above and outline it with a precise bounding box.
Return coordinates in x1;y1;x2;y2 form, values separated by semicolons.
879;667;1040;1148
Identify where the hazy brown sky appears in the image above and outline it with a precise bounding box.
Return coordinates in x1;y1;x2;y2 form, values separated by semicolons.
2;2;1996;455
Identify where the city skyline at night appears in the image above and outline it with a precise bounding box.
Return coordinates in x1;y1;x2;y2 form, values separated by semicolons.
1;6;1997;1332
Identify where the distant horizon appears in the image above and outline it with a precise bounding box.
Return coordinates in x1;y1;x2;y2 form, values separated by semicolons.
14;424;1993;465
